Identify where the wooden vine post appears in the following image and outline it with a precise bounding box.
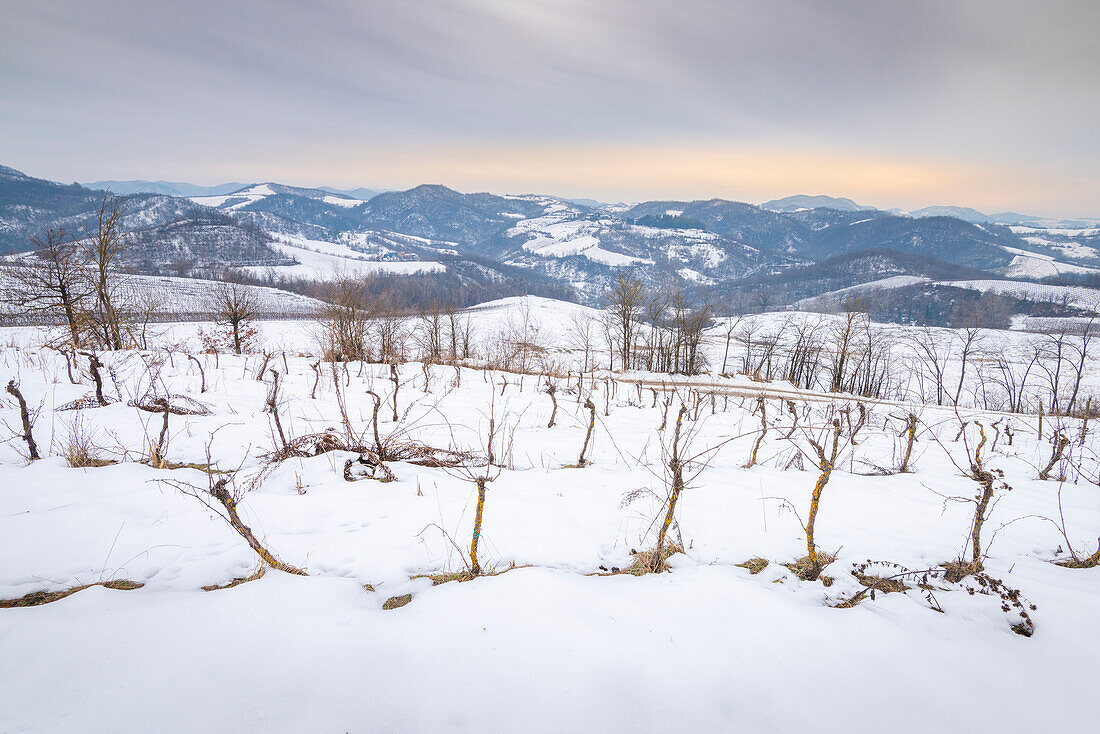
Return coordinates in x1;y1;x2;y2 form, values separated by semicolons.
6;380;39;460
805;418;842;578
470;476;488;575
209;479;307;575
187;354;206;393
746;397;767;468
968;422;996;569
577;397;596;466
80;351;108;406
899;413;918;473
265;370;288;451
365;389;384;459
656;405;689;553
389;363;400;421
546;381;558;428
1038;432;1070;481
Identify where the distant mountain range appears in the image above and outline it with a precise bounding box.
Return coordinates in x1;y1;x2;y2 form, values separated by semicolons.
84;179;385;201
762;194;875;213
82;180;250;197
4;164;1099;317
765;193;1099;228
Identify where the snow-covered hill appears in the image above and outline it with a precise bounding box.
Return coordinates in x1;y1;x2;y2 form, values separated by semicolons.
1;302;1097;732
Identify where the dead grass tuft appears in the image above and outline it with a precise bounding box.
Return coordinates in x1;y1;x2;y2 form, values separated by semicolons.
736;557;770;575
382;593;413;610
940;559;982;583
415;570;480;585
61;416;114;468
624;544;683;576
784;551;838;582
854;573;909;594
1054;543;1100;569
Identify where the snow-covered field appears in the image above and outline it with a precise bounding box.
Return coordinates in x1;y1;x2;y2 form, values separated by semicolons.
796;274;930;308
1;298;1097;733
943;279;1100;313
0;271;326;319
189;183;362;211
242;234;446;279
509;201;654;266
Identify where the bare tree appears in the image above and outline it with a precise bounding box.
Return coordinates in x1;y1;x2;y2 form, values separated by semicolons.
3;228;90;347
604;270;646;370
953;327;984;406
719;314;742;375
827;298;866;393
80;193;129;350
1037;327;1071;414
1064;317;1095;415
568;310;598;373
991;346;1039;414
416;299;445;363
209;279;258;355
375;295;407;363
318;275;375;361
909;326;955;406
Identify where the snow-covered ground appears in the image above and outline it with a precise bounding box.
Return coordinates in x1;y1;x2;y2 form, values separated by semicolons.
943;279;1100;313
509;202;654;266
796;274;930;308
1;298;1097;733
241;234;446;279
189;183;361;211
0;271;326;318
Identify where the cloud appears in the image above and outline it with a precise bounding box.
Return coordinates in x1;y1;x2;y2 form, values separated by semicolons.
1;0;1097;214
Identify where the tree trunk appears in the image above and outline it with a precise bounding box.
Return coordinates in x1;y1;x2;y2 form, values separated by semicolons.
6;380;39;460
577;398;596;466
209;480;306;575
470;477;487;575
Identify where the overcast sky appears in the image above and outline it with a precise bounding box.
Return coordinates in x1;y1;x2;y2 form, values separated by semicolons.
2;0;1097;215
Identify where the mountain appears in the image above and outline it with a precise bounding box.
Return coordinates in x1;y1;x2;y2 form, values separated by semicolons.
8;164;1100;312
82;180;250;197
562;197;604;208
762;194;874;212
908;205;989;223
800;214;1016;269
623;198;1019;270
0;167;291;271
722;248;991;307
987;211;1100;228
625;199;806;252
319;186;385;200
357;184;546;247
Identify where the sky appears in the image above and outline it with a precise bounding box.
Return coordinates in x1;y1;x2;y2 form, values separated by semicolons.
2;0;1098;216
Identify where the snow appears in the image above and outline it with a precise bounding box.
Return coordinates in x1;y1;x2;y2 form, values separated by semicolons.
796;275;929;308
0;271;325;317
676;267;711;283
241;235;446;279
1002;245;1054;261
999;255;1098;279
189;186;360;212
0;298;1098;732
1011;225;1100;237
510;204;652;267
322;195;363;208
944;279;1100;312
